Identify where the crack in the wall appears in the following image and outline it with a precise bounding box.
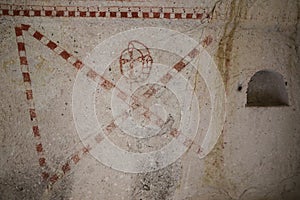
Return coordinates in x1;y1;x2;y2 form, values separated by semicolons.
296;0;300;58
216;0;247;90
202;0;247;198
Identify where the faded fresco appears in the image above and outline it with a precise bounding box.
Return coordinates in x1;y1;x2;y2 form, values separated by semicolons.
0;0;299;199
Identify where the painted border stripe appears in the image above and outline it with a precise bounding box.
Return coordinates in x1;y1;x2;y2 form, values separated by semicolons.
0;4;210;21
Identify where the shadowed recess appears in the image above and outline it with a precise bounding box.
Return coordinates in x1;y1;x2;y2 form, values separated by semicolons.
246;70;289;107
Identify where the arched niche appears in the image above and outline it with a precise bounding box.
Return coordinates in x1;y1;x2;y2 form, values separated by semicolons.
246;70;289;107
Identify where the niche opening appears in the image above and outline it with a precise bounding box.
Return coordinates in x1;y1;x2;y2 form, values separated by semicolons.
246;70;289;107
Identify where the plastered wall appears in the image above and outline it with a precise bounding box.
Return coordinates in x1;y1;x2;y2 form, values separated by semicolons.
0;0;299;199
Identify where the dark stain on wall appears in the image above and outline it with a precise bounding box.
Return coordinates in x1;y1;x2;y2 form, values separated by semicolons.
131;161;182;200
0;167;73;200
216;0;247;90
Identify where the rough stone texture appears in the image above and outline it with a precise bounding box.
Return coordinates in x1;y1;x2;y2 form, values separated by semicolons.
0;0;299;199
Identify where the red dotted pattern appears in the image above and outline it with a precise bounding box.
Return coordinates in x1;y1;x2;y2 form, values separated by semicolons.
1;4;210;20
14;23;213;187
14;24;102;186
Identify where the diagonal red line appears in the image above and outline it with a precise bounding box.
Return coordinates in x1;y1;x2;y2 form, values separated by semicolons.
16;24;212;187
15;24;168;186
14;25;50;181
